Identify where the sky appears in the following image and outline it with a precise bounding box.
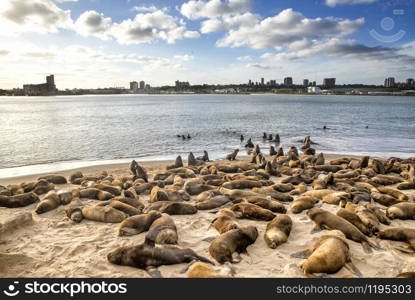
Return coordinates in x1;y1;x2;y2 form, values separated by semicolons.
0;0;414;89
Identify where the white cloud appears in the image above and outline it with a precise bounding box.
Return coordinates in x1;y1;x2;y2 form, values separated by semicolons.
325;0;378;7
237;55;251;62
75;10;112;39
131;5;159;12
174;54;195;61
246;63;271;69
180;0;250;20
0;0;73;34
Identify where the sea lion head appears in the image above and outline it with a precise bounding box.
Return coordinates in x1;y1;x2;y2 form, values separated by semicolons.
107;246;137;266
306;207;322;219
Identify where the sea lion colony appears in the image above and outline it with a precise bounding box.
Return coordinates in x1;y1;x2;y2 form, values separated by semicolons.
1;138;415;278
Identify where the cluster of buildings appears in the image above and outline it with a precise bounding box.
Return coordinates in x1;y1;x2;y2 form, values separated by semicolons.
247;77;334;88
129;80;150;92
22;75;57;96
384;77;414;88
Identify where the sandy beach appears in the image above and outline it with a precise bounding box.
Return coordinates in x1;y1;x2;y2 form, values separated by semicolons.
1;154;414;278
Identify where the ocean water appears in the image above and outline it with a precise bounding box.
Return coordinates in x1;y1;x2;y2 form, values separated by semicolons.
0;94;414;176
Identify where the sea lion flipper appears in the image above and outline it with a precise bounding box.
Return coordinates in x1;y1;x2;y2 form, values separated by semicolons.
146;267;163;278
362;242;373;254
345;262;363;277
180;260;198;274
291;250;311;259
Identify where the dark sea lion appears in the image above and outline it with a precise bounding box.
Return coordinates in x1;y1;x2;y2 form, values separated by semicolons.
281;174;313;185
147;213;178;244
370;158;386;174
336;208;371;236
292;232;361;277
230;203;275;221
245;138;254;148
38;174;67;184
245;196;286;213
330;157;351;165
264;215;292;249
315;153;325;165
397;181;415;190
270;146;277;156
119;211;162;236
82;206;128;223
226;149;239;161
145;201;197;215
307;208;378;253
130;160;148;182
134;181;165;195
222;180;262;189
387;203;415;220
32;180;55;195
57;190;72;205
378;228;415;251
69;171;83;184
0;192;39;208
65;198;84;223
197;151;210;162
396;272;415;278
364;203;390;225
166;156;184;170
265;161;280;176
79;188;114;200
35;191;61;214
149;186;169;202
188;152;203;166
208;226;258;264
108;229;213;275
290;196;319;214
313;165;342;173
196;195;231;210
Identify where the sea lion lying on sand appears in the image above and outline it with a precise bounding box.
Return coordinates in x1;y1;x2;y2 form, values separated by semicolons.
387;203;415;220
0;192;39;208
147;214;178;245
186;262;231;278
118;211;162;236
196;195;232;210
35;191;61;214
378;227;415;251
65;198;84;223
82;206;127;223
166;156;184;170
336;208;372;236
290;196;319;214
230;203;275;221
208;226;258;264
211;209;239;234
222;180;262;189
244;196;286;213
145;201;197;215
264;215;292;249
79;188;114;201
38;174;67;184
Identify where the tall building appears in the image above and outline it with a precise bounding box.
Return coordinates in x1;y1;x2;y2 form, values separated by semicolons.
303;79;309;86
384;77;395;88
130;81;138;90
248;79;252;86
406;78;414;86
261;78;265;86
140;81;145;89
322;78;336;88
23;74;57;96
284;77;293;86
46;75;56;91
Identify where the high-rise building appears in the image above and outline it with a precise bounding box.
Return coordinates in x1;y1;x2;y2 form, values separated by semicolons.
406;78;414;86
284;77;293;86
248;79;252;86
140;81;145;89
384;77;395;88
23;74;57;96
322;78;336;88
303;79;309;86
312;81;316;86
46;75;56;91
130;81;138;90
261;78;265;86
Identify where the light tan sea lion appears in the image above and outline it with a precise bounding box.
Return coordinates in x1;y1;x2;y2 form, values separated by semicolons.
372;175;403;185
186;262;230;278
166;167;196;178
307;208;378;253
118;211;162;236
212;209;239;234
321;192;351;205
0;192;39;208
245;196;286;213
196;195;232;210
387;203;415;220
290;196;319;214
290;182;308;195
292;232;361;277
38;174;67;184
79;188;114;200
65;198;84;223
35;191;61;214
109;201;141;216
145;201;197;215
208;226;258;264
230;203;275;221
378;228;415;251
264;215;292;249
376;186;408;201
134;181;165;195
252;187;294;202
184;178;216;195
273;183;295;193
222;180;262;190
303;189;334;200
147;213;178;244
336;208;372;236
82;206;128;223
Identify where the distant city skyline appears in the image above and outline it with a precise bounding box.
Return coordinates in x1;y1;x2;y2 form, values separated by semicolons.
0;0;414;89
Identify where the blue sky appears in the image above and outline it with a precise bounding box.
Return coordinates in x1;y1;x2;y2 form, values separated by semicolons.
0;0;414;89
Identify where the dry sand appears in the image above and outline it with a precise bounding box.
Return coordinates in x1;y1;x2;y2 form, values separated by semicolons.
1;155;415;278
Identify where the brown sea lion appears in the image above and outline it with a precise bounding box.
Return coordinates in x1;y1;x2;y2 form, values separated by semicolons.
65;198;84;223
109;201;141;216
292;232;361;277
376;186;408;201
226;149;239;161
32;180;55;195
150;186;169;202
252;187;293;202
0;192;39;208
378;228;415;251
145;201;197;215
166;156;184;170
69;171;83;184
134;181;165;195
273;183;295;193
290;196;319;214
265;161;280;176
307;208;378;253
130;160;148;182
222;180;262;189
372;175;403;185
188;152;203;166
91;183;122;196
395;272;415;278
211;209;239;234
197;151;210;162
330;158;351;165
186;262;230;278
370;159;385;174
147;213;178;244
79;188;114;200
35;191;61;214
208;226;258;264
166;167;196;178
397;181;415;190
82;206;128;223
230;203;275;221
245;196;286;213
290;182;308;195
184;178;216;195
264;215;292;249
38;174;67;184
315;153;325;165
364;203;390;225
336;208;372;236
57;190;72;205
119;211;162;236
314;165;342;173
281;174;313;185
387;203;415;220
196;195;232;210
371;191;401;206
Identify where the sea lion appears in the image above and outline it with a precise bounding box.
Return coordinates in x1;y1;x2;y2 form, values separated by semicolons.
197;151;210;162
371;191;401;206
378;228;415;251
65;198;84;223
290;182;308;195
245;196;286;213
230;203;275;221
364;203;390;225
184;178;216;195
186;262;230;278
252;187;294;202
109;201;141;216
376;186;408;201
397;181;415;190
273;183;295;193
396;272;415;278
82;206;128;223
336;208;371;236
196;195;232;210
69;171;83;184
372;175;403;185
264;215;292;249
307;208;378;253
281;174;313;185
270;146;277;156
265;161;280;176
0;192;39;208
57;190;72;205
315;153;325;165
130;160;148;182
147;213;178;244
222;180;262;190
79;188;114;201
387;203;415;220
108;230;213;274
35;191;61;214
290;196;319;214
134;181;165;195
38;174;67;184
211;208;239;234
119;211;162;236
166;156;184;170
208;226;258;264
370;159;385;174
188;152;203;166
313;165;342;173
145;201;197;215
244;138;254;148
226;149;239;161
32;180;55;195
91;183;122;196
150;186;170;202
292;232;361;277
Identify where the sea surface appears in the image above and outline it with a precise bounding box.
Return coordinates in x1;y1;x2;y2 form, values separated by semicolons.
1;94;414;177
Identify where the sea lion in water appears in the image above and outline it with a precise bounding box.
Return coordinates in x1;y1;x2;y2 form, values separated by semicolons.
147;213;178;244
108;228;213;275
226;149;239;161
35;191;61;214
387;203;415;220
230;203;275;221
270;146;277;156
130;160;148;182
0;192;39;208
145;201;197;215
65;198;84;223
119;211;162;236
264;215;292;249
245;138;254;148
208;226;258;264
292;231;361;277
82;206;128;223
378;228;415;251
290;196;319;214
211;208;239;234
307;208;378;253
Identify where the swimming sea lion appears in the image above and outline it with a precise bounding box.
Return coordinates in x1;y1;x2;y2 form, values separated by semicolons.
230;203;275;221
387;203;415;220
208;226;258;264
82;206;128;223
264;215;292;249
147;213;178;244
119;211;162;236
0;192;39;208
